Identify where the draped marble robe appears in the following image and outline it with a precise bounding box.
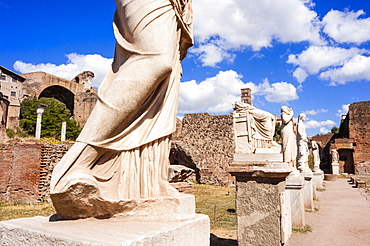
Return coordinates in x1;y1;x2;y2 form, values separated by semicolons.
281;106;297;169
50;0;193;219
297;113;309;172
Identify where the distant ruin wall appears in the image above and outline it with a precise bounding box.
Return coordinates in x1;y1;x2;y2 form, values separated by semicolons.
348;101;370;174
74;92;98;127
171;113;235;185
0;142;70;203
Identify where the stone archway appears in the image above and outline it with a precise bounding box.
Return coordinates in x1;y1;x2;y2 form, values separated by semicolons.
39;86;75;114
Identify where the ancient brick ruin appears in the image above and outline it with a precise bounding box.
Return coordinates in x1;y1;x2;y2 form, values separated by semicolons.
346;101;370;174
171;113;235;185
315;101;370;175
0;142;70;203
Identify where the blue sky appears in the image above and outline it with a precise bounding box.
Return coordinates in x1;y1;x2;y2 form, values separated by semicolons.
1;0;370;136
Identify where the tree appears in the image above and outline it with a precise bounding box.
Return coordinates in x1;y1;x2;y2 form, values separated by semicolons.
20;97;81;140
274;123;281;141
331;126;339;134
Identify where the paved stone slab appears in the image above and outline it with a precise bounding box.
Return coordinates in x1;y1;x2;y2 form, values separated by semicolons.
0;214;210;246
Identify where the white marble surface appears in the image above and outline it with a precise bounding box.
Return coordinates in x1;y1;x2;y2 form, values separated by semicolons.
0;214;210;246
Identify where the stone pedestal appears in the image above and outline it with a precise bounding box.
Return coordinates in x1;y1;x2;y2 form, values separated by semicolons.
0;214;210;245
313;171;324;190
285;174;305;228
332;162;340;175
301;172;314;211
228;161;292;246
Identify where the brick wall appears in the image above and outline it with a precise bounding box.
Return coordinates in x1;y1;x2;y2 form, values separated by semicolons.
348;101;370;174
171;113;235;185
0;142;69;203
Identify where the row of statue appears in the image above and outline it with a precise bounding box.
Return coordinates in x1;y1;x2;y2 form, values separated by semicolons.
232;101;322;173
281;107;320;173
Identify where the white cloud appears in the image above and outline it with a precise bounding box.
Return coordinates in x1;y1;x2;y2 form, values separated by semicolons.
191;43;236;67
14;53;112;88
193;0;323;66
179;73;299;114
260;81;299;103
287;46;364;75
179;70;245;114
292;67;309;83
336;104;349;117
319;127;330;134
323;10;370;44
319;54;370;85
302;108;328;115
305;119;336;129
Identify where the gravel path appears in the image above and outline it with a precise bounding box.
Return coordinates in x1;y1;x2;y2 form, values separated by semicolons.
288;178;370;246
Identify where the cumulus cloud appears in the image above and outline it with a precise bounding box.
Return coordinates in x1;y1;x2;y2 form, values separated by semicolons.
193;0;323;66
14;53;112;88
178;72;299;114
287;46;364;74
319;54;370;85
323;10;370;44
178;70;245;114
257;80;299;103
287;46;370;83
292;67;309;84
302;108;328;115
191;43;236;67
304;119;336;129
319;127;330;134
336;104;349;117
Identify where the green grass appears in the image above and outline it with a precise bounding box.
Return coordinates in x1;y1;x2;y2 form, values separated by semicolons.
292;225;313;234
0;202;55;221
194;184;237;231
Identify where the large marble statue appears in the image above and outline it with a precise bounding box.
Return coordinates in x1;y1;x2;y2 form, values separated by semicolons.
280;106;297;168
297;113;310;172
50;0;193;219
311;141;321;172
233;101;277;154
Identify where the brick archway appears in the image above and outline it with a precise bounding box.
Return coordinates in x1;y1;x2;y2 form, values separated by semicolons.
39;85;75;114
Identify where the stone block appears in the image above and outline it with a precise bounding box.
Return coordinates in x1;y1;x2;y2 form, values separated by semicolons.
301;173;314;211
236;179;287;246
312;171;324;190
0;214;210;246
285;175;305;228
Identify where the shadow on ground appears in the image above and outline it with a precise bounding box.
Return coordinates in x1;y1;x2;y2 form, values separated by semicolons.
210;234;237;246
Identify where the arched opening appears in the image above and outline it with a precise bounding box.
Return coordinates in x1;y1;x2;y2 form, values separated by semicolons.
39;86;75;115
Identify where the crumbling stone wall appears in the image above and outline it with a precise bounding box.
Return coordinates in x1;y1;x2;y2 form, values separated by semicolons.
74;92;98;127
348;101;370;174
171;113;235;185
0;142;70;203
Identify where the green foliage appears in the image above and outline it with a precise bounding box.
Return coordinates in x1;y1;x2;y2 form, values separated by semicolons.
308;155;314;170
331;126;339;134
20;97;81;140
292;225;313;234
5;128;16;138
274;123;281;141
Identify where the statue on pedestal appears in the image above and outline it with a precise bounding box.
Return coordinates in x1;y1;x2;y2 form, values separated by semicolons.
233;101;278;154
297;113;310;172
311;141;321;172
331;149;339;163
50;0;193;220
280;106;297;169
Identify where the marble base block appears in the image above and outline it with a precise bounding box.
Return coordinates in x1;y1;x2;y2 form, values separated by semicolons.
285;175;305;228
332;162;340;175
0;214;210;246
301;173;314;211
313;171;324;190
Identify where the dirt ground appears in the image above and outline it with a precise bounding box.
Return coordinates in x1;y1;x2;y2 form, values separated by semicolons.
288;177;370;246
